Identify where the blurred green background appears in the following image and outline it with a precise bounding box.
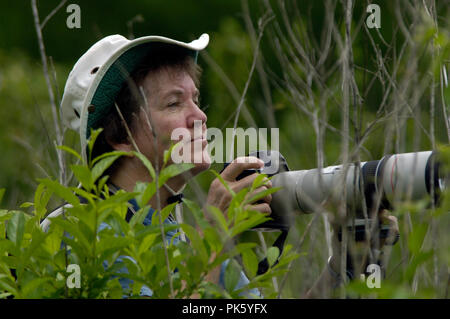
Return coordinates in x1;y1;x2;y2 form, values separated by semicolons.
0;0;244;207
0;0;449;298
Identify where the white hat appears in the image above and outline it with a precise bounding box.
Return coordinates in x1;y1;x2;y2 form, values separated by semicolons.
60;33;210;159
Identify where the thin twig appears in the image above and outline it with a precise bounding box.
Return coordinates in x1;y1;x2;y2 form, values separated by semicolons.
31;0;65;185
440;65;450;142
138;87;175;299
242;0;276;128
40;0;67;30
277;213;319;298
229;12;274;161
199;51;257;129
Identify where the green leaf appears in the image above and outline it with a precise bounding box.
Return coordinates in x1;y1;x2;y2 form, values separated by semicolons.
243;186;282;205
21;229;49;267
408;224;428;254
20;202;34;208
267;246;280;267
71;165;94;191
91;155;120;183
49;218;92;253
34;183;53;220
182;198;210;230
271;244;301;269
151;202;177;225
91;151;131;166
43;224;64;255
104;278;124;299
0;253;19;270
0;274;18;296
6;211;25;248
224;259;241;292
205;205;229;234
57;145;83;162
0;210;13;239
180;223;208;265
251;173;268;190
138;233;159;256
158;163;194;187
100;190;137;207
87;128;103;162
72;187;96;206
21;277;53;298
97;235;130;257
0;210;13;222
203;227;223;254
163;141;183;166
229;212;270;237
134;182;156;209
37;179;79;206
132;151;155;179
129;207;151;228
211;242;257;269
241;248;258;278
0;292;12;299
405;250;434;281
210;170;235;196
103;210;129;235
97;175;110;195
228;189;248;222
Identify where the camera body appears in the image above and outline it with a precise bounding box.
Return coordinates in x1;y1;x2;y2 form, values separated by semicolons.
222;150;292;231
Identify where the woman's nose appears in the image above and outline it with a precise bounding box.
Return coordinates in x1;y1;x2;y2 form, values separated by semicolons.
187;102;207;128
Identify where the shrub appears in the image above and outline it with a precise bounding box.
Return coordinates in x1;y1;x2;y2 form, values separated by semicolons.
0;129;298;299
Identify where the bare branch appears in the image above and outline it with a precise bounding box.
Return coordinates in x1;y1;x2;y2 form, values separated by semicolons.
139;87;175;299
40;0;68;30
229;11;274;161
31;0;65;185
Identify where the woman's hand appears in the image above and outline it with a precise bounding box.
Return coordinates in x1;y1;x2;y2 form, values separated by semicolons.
205;156;272;219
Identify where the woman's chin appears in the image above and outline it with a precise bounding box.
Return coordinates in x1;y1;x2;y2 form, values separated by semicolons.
190;154;211;175
188;163;208;175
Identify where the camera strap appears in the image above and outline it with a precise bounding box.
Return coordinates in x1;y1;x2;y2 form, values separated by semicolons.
256;229;289;275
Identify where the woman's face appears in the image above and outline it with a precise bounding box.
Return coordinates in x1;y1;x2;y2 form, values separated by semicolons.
132;65;211;177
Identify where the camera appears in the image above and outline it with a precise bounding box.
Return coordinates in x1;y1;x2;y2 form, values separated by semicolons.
224;150;446;239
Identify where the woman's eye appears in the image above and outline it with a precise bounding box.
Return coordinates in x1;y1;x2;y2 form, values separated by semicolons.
168;101;179;107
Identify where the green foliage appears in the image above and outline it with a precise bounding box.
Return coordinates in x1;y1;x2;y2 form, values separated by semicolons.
342;144;450;298
0;0;449;300
0;129;298;298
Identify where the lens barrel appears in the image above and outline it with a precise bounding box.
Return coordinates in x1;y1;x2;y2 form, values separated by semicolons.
223;150;443;231
270;151;442;218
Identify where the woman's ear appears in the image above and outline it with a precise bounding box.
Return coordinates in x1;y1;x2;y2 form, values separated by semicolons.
105;134;135;153
110;142;134;152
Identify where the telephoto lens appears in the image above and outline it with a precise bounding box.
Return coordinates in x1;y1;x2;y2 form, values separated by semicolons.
270;151;444;217
223;150;446;240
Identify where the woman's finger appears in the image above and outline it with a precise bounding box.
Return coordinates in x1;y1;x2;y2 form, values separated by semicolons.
221;156;264;181
245;203;272;215
246;185;272;204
